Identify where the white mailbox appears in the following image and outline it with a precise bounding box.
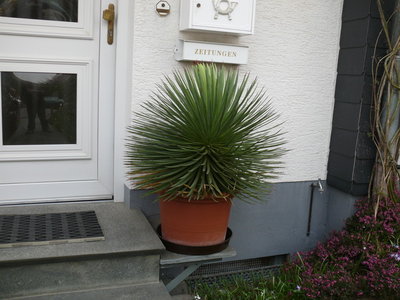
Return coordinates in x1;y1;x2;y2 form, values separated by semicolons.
180;0;256;35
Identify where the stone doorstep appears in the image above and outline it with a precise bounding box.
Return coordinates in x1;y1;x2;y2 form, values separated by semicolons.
0;253;161;298
6;282;172;300
0;202;165;264
0;202;168;298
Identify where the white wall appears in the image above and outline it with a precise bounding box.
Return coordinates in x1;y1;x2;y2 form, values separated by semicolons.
130;0;343;183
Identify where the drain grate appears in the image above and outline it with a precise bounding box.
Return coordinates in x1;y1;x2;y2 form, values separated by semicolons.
190;256;284;277
0;211;104;248
186;265;281;292
185;256;284;292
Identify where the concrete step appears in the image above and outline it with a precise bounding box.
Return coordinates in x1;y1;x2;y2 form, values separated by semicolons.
0;202;166;298
8;282;172;300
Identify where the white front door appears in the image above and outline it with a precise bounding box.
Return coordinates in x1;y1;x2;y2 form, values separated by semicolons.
0;0;115;204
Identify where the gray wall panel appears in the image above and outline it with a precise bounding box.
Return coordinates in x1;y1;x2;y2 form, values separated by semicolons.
327;187;357;232
126;181;339;261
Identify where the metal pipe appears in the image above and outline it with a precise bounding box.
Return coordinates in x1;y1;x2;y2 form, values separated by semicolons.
306;184;315;237
307;179;324;236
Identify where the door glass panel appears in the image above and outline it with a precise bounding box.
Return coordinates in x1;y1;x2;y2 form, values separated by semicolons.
1;71;77;145
0;0;78;22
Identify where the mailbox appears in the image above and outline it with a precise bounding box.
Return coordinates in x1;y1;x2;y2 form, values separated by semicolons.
180;0;256;35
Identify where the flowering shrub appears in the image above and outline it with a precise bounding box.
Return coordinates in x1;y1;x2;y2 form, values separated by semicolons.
283;198;400;299
194;198;400;299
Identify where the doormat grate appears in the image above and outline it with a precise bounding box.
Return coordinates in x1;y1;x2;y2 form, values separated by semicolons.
0;211;104;248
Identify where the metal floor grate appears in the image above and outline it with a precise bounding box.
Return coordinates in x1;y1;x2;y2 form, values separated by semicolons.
186;265;281;292
0;211;104;248
190;255;286;277
185;256;285;292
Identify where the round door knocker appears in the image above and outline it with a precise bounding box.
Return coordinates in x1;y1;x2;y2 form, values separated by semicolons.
213;0;238;20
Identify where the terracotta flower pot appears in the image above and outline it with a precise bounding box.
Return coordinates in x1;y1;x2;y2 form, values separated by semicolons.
159;196;232;247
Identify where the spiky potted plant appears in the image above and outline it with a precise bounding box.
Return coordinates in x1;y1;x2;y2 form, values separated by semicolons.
126;64;285;254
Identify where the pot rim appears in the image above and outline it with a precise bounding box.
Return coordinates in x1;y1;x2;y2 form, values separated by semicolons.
159;194;233;204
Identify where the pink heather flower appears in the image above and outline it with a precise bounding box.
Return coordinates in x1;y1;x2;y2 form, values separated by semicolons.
282;198;400;299
390;253;400;261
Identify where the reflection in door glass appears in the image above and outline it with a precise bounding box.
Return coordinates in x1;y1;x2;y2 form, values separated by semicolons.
1;72;77;145
0;0;78;22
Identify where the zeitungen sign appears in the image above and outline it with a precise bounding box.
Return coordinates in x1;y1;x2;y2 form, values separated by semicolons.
174;40;248;65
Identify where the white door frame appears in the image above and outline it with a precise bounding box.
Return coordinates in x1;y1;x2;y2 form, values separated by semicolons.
112;0;134;202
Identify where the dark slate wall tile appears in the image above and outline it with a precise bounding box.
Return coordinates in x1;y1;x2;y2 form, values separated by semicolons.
359;104;373;132
328;155;374;186
342;0;372;22
350;182;371;196
373;1;397;19
341;18;384;49
337;48;385;76
327;174;369;196
368;18;388;48
335;75;365;102
355;132;376;159
354;159;375;182
342;0;394;21
327;174;352;194
365;47;387;75
362;76;373;104
335;76;372;105
332;102;361;131
328;152;355;182
330;128;357;157
340;18;370;48
338;47;367;75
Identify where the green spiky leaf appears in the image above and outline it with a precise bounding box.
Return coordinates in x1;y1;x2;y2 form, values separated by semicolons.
125;64;286;202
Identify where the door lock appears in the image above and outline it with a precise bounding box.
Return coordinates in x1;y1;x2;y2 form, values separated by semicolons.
103;4;115;45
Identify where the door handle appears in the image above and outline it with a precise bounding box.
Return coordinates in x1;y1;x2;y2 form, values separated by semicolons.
103;4;115;45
